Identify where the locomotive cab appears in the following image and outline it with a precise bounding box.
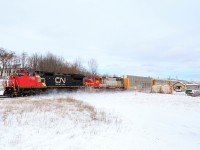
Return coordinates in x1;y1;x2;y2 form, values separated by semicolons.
15;69;29;76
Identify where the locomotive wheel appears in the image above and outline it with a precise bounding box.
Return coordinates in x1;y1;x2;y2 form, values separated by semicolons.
9;92;14;98
29;90;34;96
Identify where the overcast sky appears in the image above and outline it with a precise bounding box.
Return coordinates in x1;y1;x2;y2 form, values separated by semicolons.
0;0;200;81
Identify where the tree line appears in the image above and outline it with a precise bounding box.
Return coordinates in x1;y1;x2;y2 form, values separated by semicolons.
0;47;98;76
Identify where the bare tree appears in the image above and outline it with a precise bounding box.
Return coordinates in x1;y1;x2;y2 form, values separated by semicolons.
27;53;41;70
69;58;85;74
88;58;98;75
27;52;88;74
27;52;66;73
12;55;21;69
42;52;65;73
21;52;28;68
0;48;15;76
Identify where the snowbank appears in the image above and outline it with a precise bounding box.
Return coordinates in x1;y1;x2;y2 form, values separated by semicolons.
0;91;200;150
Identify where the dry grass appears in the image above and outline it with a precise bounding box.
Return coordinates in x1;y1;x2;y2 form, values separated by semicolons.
0;98;115;126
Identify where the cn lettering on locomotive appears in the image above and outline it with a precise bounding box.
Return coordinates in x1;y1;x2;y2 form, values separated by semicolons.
55;77;66;85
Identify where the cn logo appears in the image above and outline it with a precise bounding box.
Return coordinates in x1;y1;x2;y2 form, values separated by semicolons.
55;77;66;84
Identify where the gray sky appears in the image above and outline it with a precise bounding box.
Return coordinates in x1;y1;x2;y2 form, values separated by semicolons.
0;0;200;81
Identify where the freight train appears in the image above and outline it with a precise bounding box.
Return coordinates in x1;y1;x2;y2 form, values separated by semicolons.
2;69;173;97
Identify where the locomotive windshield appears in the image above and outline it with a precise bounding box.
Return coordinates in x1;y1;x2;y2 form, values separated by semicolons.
16;72;25;76
15;69;29;76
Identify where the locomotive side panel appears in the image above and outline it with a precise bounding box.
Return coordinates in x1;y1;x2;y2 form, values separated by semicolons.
44;74;85;87
14;76;45;87
72;74;85;86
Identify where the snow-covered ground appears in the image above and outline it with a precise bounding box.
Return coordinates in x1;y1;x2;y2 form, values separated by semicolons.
0;91;200;150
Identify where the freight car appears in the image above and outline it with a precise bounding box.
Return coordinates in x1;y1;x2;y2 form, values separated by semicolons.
123;75;152;91
3;69;85;97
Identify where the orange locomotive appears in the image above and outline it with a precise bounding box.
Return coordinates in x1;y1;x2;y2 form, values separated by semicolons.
84;75;102;88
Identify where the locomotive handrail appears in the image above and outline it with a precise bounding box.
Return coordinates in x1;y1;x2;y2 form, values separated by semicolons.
3;79;17;88
15;80;19;91
2;79;9;87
